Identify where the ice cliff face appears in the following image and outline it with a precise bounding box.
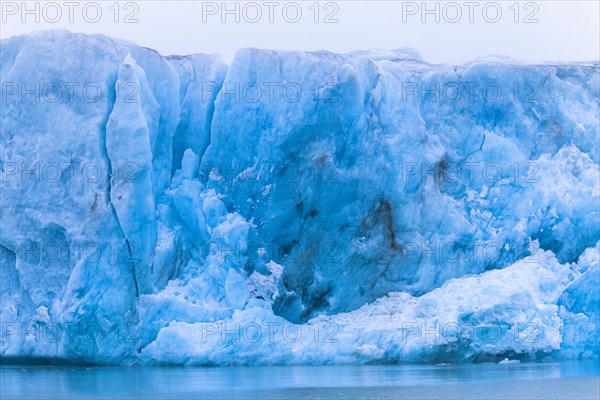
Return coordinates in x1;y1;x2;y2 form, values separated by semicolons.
1;31;598;365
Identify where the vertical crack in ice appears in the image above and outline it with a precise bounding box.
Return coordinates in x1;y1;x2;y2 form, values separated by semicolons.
99;71;140;300
199;65;227;166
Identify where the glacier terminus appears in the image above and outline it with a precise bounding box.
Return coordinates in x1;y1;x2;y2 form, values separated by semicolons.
0;31;598;366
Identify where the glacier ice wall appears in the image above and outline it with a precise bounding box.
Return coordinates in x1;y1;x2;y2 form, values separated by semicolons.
0;31;598;365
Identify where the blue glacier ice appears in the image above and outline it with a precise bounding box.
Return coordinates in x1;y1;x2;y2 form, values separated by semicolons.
0;31;598;365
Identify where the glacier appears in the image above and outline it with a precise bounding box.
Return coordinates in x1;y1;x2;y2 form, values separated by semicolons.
0;30;598;365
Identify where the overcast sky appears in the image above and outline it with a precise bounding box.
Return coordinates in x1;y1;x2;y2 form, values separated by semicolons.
1;1;599;64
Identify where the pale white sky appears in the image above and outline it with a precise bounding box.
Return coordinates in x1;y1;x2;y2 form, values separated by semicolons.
1;1;599;64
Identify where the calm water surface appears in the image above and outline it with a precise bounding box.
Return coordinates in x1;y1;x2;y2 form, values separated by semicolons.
1;360;598;399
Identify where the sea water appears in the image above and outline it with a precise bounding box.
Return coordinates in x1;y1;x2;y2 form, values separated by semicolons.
1;360;598;399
